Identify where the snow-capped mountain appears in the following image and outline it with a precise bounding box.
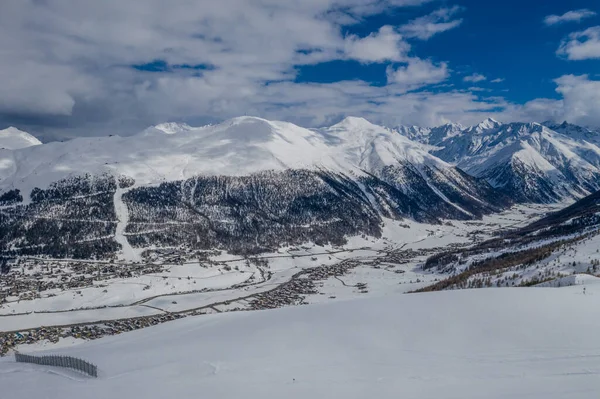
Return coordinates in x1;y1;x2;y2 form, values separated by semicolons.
396;119;600;203
0;127;41;150
0;116;510;259
395;122;464;146
542;121;600;144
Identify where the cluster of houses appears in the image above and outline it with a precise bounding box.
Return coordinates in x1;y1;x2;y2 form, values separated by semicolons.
0;258;164;306
1;247;424;356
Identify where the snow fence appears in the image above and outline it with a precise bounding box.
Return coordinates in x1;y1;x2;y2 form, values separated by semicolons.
15;352;98;377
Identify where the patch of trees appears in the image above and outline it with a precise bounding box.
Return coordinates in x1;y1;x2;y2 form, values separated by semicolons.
0;189;23;205
1;175;119;259
423;191;600;271
414;234;590;292
30;174;116;203
124;170;383;255
424;252;460;270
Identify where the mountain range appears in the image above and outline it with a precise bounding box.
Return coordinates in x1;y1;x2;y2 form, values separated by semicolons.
397;118;600;202
0;117;599;259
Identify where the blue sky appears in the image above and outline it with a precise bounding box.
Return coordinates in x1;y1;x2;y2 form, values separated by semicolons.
0;0;599;140
297;0;600;103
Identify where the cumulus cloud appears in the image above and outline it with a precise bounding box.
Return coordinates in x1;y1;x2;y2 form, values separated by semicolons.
463;73;487;83
557;26;600;60
400;6;464;40
490;78;505;83
4;0;596;139
0;0;447;138
553;74;600;126
344;26;410;63
544;9;597;26
386;58;449;90
501;74;600;128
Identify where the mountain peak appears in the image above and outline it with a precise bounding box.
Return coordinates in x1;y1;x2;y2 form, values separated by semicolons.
332;116;379;130
228;116;272;125
441;122;465;129
153;122;193;135
478;117;502;129
0;126;42;150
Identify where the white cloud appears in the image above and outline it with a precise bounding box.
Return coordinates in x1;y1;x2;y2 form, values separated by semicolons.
344;26;410;63
140;73;600;130
386;58;449;90
467;87;491;92
554;74;600;125
400;6;464;40
0;0;431;127
544;9;597;26
500;74;600;128
557;26;600;60
463;73;487;83
253;80;509;128
490;78;505;83
4;0;596;139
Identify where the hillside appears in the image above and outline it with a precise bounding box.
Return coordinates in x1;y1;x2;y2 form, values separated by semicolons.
0;117;510;260
419;190;600;291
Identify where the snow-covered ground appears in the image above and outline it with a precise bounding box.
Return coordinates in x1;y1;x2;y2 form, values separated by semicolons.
2;284;599;399
0;116;443;194
0;127;41;150
488;232;600;287
112;185;142;262
0;203;560;331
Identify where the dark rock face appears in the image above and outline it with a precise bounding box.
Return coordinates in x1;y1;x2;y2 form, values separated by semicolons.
376;163;511;219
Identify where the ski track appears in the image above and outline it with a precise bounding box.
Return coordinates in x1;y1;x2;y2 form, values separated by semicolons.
113;185;140;262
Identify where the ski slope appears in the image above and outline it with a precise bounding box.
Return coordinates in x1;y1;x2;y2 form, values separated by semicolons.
2;284;599;399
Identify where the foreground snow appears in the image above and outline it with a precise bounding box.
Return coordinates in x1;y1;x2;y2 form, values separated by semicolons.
2;285;599;399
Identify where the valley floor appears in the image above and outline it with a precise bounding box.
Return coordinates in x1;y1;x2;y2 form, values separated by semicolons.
0;204;555;335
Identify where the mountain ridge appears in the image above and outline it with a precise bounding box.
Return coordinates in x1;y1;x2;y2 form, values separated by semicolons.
0;116;510;259
394;119;600;203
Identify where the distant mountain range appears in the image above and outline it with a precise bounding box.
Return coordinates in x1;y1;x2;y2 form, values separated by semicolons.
397;118;600;202
0;116;599;259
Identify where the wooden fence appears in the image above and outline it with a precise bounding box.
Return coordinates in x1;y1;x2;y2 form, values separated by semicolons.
15;352;98;377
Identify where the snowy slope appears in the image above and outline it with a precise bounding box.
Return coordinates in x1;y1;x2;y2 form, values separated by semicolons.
0;127;41;150
322;117;448;170
0;116;512;259
317;117;510;219
430;121;600;202
394;118;600;202
0;116;338;195
543;121;600;144
395;122;464;146
419;189;600;290
2;286;600;399
0;116;474;193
